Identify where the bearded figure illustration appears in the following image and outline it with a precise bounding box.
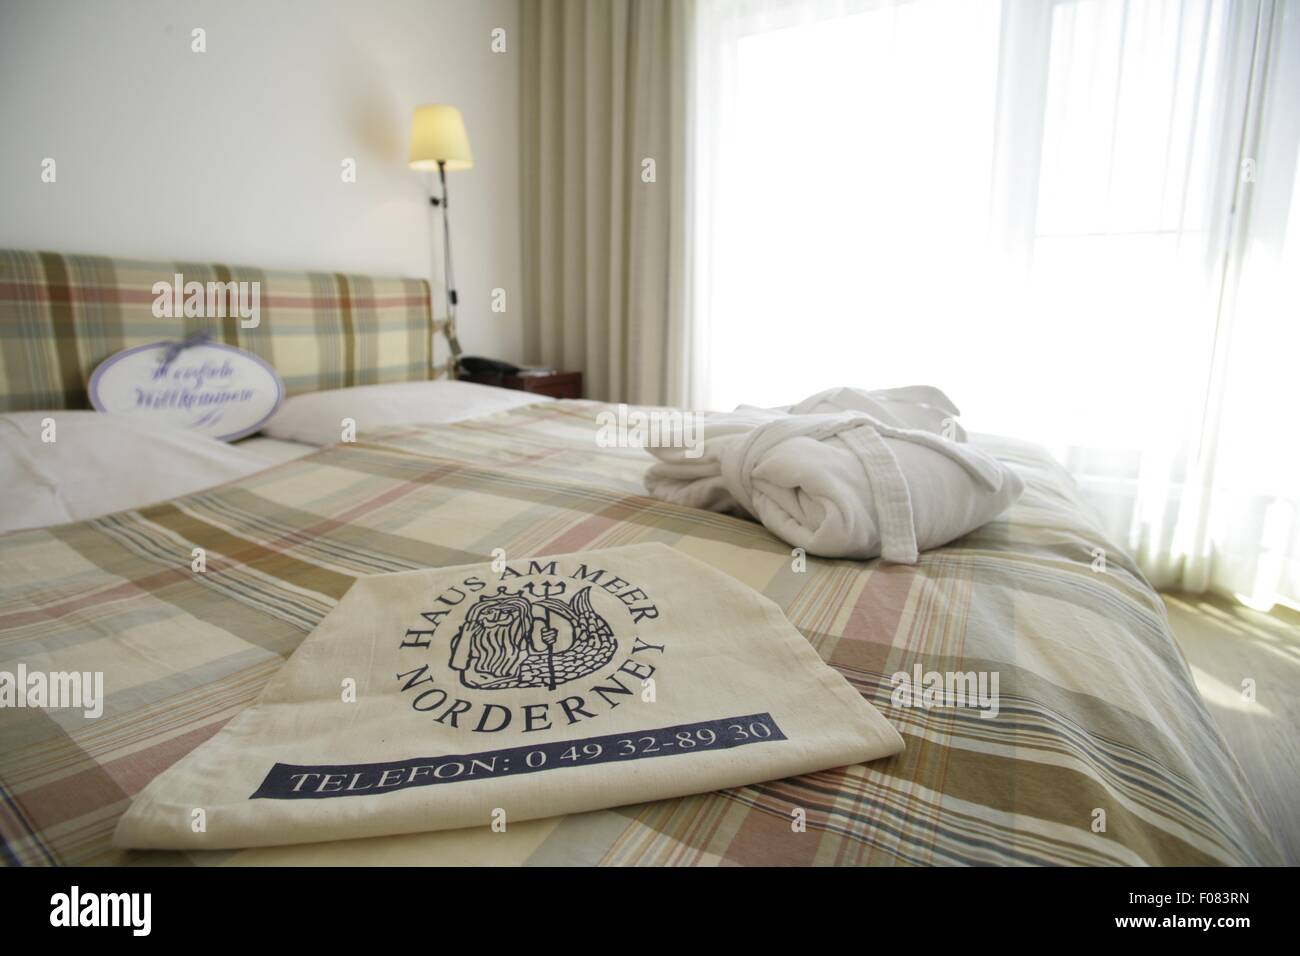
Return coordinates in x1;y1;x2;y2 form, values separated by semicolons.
448;583;616;690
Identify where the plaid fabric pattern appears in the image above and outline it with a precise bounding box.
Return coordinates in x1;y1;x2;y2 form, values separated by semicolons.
0;249;436;411
0;402;1279;866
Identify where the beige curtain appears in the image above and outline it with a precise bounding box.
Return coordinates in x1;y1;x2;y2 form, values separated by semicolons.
521;0;695;405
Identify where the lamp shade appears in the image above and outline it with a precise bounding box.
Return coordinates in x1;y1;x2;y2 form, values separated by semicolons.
408;104;473;172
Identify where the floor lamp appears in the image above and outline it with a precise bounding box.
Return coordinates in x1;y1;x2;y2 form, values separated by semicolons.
409;104;473;377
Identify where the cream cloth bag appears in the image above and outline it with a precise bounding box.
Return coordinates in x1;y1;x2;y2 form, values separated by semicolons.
115;543;903;850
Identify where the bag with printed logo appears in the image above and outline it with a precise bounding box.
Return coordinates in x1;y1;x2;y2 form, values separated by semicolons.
115;542;903;849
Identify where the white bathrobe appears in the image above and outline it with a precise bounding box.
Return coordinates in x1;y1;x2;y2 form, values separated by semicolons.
644;388;1023;562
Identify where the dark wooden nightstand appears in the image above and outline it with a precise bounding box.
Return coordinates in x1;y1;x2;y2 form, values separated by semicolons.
460;369;583;399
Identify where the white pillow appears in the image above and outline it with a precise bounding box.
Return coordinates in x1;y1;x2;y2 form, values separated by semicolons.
262;380;551;447
0;412;274;534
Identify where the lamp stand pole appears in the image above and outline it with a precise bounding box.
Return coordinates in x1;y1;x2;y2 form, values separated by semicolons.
430;159;464;375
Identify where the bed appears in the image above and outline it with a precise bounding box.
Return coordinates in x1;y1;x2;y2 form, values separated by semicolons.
0;250;1278;866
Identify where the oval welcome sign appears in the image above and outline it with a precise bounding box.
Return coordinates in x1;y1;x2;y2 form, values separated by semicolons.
89;341;284;442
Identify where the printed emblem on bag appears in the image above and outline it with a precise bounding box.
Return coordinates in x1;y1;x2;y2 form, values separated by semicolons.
450;583;616;691
394;558;664;734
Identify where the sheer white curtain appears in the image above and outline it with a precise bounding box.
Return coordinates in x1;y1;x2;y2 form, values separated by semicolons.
690;0;1300;608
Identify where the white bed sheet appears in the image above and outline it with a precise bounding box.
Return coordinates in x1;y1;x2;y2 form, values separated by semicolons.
0;412;275;534
1;381;551;533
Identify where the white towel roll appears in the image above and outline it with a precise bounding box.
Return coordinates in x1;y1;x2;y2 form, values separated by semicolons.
719;412;1021;562
643;386;1022;561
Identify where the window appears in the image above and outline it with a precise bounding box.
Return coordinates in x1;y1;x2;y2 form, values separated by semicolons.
694;0;1300;604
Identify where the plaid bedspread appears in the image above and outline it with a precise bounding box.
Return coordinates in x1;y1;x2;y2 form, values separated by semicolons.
0;401;1278;865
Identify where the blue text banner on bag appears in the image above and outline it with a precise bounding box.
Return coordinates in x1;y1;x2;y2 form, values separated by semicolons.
249;713;787;799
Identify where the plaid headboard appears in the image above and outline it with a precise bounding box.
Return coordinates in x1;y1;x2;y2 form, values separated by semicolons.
0;249;441;411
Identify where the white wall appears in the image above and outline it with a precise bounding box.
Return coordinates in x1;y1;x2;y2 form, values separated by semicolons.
0;0;524;364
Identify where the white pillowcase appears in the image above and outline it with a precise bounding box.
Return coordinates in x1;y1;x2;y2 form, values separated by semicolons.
0;412;275;534
261;380;552;447
235;436;318;465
